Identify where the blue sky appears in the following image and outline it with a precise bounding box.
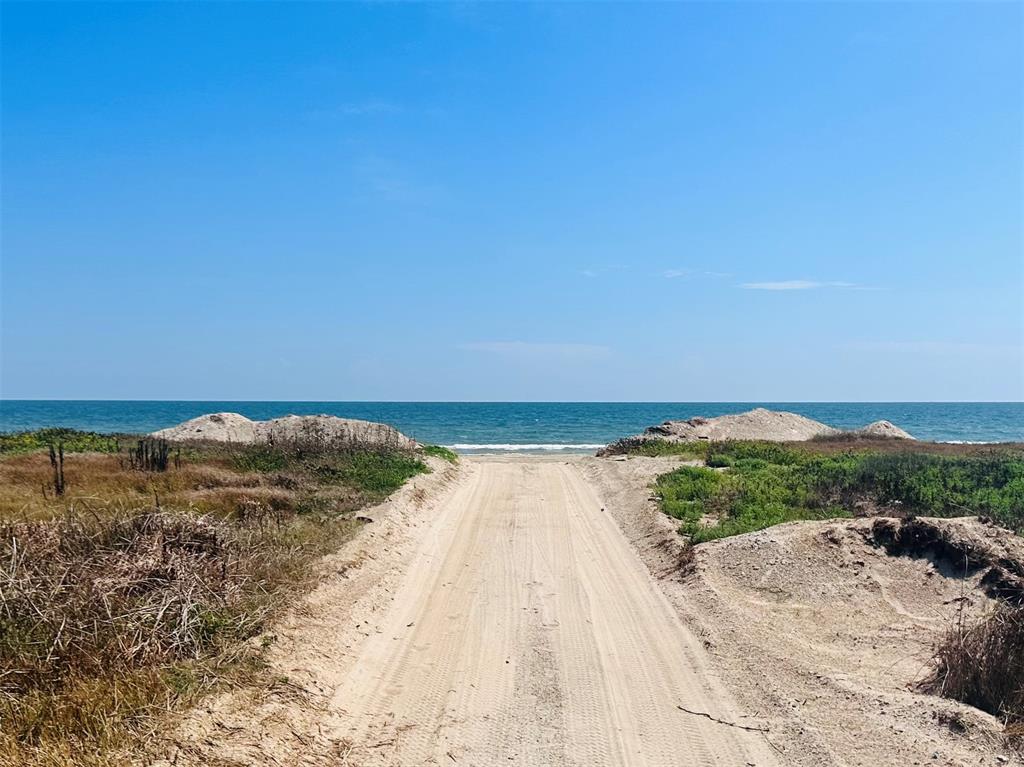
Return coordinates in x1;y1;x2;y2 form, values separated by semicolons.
2;2;1021;401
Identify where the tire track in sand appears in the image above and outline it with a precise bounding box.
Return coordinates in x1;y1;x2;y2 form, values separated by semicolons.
331;457;778;766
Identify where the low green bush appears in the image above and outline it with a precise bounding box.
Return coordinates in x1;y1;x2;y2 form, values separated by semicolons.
0;428;121;456
653;442;1024;542
422;445;459;463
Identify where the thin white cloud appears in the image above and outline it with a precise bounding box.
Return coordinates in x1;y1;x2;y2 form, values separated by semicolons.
305;101;404;120
355;156;446;204
849;341;1023;358
740;280;857;291
580;265;626;278
459;341;611;360
663;268;732;279
338;100;403;116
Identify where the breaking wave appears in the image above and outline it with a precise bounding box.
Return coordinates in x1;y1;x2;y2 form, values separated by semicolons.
447;443;604;452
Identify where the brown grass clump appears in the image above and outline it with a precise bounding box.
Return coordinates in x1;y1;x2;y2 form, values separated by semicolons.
926;604;1024;732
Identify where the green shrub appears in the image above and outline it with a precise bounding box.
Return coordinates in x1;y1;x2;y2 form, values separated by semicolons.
618;439;709;459
653;442;1024;542
422;445;459;463
231;444;290;473
0;429;121;456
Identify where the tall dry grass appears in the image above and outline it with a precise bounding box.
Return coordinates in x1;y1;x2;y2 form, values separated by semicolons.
0;438;426;766
927;604;1024;734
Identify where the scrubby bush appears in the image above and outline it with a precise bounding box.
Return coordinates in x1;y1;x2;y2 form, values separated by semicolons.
927;604;1024;727
0;428;120;456
422;444;459;463
653;442;1024;542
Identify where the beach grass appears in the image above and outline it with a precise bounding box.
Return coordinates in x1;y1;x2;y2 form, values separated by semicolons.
0;430;429;766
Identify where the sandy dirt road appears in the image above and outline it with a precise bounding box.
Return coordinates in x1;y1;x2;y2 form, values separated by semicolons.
332;457;778;766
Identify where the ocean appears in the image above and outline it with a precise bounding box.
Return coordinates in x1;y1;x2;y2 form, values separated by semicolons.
0;401;1021;450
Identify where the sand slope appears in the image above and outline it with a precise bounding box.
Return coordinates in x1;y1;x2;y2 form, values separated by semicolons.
585;456;1018;767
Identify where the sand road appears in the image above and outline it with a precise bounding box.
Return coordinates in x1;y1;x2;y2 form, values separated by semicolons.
333;457;778;766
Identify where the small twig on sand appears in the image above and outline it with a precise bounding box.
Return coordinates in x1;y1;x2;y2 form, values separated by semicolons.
676;705;770;733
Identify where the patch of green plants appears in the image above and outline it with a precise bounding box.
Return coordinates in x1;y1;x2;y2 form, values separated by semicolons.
0;429;122;456
230;444;290;473
227;442;428;499
324;450;427;496
422;444;459;463
617;439;710;459
653;442;1024;543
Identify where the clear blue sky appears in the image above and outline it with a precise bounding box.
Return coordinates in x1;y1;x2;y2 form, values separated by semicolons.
2;2;1021;401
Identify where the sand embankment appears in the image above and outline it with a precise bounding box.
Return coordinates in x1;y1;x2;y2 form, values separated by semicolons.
584;455;1020;766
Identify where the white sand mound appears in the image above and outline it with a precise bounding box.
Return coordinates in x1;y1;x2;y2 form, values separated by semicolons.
647;407;838;442
855;419;914;439
150;412;258;442
255;414;416;450
600;408;917;454
151;413;416;450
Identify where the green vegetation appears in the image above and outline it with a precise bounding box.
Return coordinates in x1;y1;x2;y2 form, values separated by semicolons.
651;441;1024;543
228;441;427;496
0;429;429;766
422;444;459;463
0;428;121;456
614;438;709;459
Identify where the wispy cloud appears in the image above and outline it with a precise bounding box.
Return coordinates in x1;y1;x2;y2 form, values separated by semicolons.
338;100;403;116
663;268;732;279
740;280;858;291
459;341;611;360
305;101;404;120
581;265;626;278
848;340;1023;358
354;156;446;204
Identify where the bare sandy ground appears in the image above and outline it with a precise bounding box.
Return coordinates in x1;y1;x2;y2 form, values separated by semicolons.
151;454;1016;767
153;455;777;766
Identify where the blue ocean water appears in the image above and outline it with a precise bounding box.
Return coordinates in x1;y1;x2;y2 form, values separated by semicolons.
0;401;1021;449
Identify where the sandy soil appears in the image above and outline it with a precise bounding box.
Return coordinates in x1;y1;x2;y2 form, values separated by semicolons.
584;455;1018;767
151;454;1017;767
152;456;776;766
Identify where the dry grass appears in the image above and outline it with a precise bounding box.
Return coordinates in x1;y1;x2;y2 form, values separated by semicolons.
0;438;427;766
927;604;1024;733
